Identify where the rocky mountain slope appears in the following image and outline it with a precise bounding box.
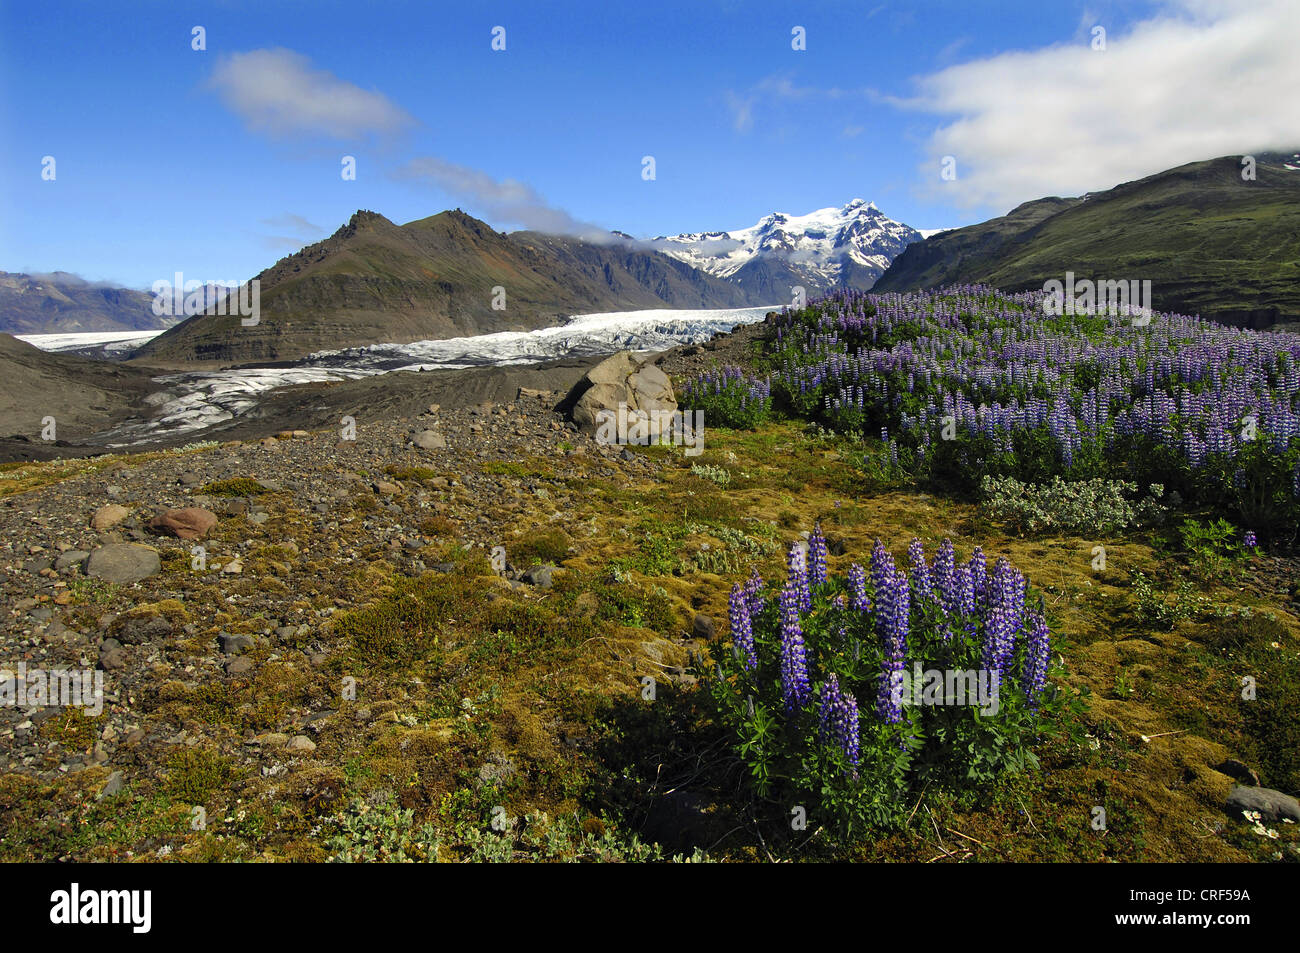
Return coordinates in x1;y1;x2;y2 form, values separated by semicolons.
134;210;759;366
649;199;923;300
874;154;1300;328
0;334;157;457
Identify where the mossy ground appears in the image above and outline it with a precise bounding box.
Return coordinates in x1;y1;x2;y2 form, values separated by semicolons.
1;422;1296;862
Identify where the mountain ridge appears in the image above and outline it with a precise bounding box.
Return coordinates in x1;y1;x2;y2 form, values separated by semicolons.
0;271;174;334
648;199;923;299
134;209;761;366
873;154;1300;328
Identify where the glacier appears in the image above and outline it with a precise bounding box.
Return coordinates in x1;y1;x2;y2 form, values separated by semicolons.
67;305;776;447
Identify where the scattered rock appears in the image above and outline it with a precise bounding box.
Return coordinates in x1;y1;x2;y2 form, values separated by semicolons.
521;564;556;588
218;632;255;655
1225;785;1300;822
285;735;317;752
98;640;128;671
85;543;161;584
412;430;447;450
148;507;218;541
90;504;130;531
97;771;125;799
115;612;172;645
54;550;90;571
692;613;717;640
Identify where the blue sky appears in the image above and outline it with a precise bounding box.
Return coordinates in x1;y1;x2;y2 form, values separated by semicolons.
2;0;1297;288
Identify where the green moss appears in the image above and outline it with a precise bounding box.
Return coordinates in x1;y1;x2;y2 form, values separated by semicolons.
37;708;103;749
509;528;570;568
388;466;439;481
1238;628;1300;793
163;748;236;804
482;458;555;479
200;478;267;496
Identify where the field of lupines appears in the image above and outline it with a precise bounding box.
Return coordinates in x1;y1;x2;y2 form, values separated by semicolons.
710;525;1073;834
682;286;1300;541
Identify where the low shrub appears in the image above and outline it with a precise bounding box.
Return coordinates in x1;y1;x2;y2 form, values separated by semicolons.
981;475;1168;535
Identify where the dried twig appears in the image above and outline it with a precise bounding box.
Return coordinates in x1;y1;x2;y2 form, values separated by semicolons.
946;826;988;848
907;782;930;825
1017;796;1043;837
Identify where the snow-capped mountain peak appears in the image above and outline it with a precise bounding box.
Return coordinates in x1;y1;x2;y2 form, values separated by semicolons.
647;200;922;295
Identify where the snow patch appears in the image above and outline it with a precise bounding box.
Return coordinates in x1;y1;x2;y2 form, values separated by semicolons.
648;200;922;287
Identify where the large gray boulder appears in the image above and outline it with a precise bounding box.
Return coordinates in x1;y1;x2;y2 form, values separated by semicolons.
570;351;678;435
85;544;161;584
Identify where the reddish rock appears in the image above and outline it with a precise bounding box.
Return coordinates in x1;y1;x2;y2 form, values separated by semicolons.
148;507;218;540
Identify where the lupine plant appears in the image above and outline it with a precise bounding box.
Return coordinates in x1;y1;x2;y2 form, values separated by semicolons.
686;287;1300;539
679;364;772;429
712;529;1066;835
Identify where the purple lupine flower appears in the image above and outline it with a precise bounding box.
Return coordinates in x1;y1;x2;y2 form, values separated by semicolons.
953;563;975;615
870;539;895;603
981;604;1013;693
818;674;861;767
1023;611;1051;710
989;558;1026;631
982;557;1026;680
1244;530;1258;549
787;543;812;613
778;586;812;711
875;565;909;724
847;562;869;612
931;539;957;611
809;522;829;588
728;583;757;672
743;568;766;616
907;537;933;601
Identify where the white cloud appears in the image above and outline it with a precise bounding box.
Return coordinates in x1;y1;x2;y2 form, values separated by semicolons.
902;0;1300;210
393;157;612;241
260;213;322;236
725;75;857;133
208;48;414;139
259;213;325;252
